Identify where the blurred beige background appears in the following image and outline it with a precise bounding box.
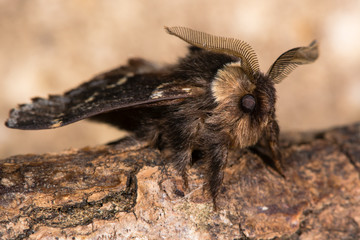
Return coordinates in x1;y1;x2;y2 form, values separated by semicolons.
1;0;359;158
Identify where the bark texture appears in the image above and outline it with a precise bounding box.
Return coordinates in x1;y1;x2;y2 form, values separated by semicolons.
1;123;360;239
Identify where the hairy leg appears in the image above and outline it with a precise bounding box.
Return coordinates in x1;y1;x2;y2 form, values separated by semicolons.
204;131;229;210
264;118;285;177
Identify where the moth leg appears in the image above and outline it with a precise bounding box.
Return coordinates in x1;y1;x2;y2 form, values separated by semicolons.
172;147;193;189
161;114;201;189
205;135;229;210
160;132;192;188
265;119;285;177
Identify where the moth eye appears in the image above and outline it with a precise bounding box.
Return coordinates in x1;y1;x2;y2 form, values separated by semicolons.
240;94;256;113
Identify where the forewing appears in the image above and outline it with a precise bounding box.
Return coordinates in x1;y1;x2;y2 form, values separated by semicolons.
5;59;196;130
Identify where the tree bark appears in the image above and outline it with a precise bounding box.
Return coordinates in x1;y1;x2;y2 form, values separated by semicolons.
1;123;359;239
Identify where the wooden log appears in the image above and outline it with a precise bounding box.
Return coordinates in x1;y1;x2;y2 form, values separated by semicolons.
1;123;359;239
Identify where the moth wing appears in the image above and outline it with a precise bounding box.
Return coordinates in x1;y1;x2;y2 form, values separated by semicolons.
5;58;198;130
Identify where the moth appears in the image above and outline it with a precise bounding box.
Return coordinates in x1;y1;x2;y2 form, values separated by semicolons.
6;26;318;208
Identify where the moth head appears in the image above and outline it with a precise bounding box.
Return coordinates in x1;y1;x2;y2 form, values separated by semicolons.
211;63;275;147
165;26;318;147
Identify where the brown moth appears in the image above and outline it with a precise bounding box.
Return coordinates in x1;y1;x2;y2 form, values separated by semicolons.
5;26;319;208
